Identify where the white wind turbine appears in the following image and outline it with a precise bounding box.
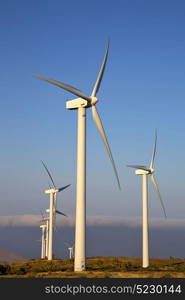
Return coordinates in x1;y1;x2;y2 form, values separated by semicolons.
43;217;49;258
33;42;120;271
39;212;49;258
40;210;66;259
42;161;70;260
39;224;46;259
65;242;75;259
127;131;167;268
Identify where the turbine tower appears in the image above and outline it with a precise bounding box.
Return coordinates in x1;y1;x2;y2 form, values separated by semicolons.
40;224;46;259
39;212;49;258
127;131;166;268
33;42;120;271
44;217;49;258
42;161;70;260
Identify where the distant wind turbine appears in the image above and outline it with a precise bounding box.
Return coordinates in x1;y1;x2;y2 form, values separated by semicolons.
127;131;166;268
65;242;75;259
41;161;70;260
33;42;120;271
39;211;49;258
39;224;46;259
40;209;66;259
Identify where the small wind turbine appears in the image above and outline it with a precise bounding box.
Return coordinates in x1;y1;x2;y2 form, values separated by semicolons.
127;131;166;268
65;242;75;259
40;209;66;259
44;218;49;258
33;42;121;271
42;161;70;260
39;224;46;259
39;211;49;258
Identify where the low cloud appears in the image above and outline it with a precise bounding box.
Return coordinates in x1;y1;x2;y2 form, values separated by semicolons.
0;215;185;229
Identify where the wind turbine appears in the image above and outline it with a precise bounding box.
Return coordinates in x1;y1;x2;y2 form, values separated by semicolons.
127;131;166;268
65;242;75;259
39;211;49;258
42;161;70;260
40;209;66;259
33;42;120;271
43;217;49;258
39;224;46;259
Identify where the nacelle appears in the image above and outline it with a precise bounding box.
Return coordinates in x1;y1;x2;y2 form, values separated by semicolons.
66;98;88;110
40;224;46;229
135;169;149;175
45;188;57;194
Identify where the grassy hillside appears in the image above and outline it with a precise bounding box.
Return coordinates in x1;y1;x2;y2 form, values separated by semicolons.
0;257;185;278
0;250;26;263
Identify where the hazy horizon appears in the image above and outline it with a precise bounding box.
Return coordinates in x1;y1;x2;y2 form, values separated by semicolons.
0;215;184;260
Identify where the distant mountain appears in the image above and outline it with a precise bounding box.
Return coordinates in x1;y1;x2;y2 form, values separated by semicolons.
0;250;26;263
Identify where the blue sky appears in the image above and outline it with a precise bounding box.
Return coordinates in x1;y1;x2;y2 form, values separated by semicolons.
0;0;185;219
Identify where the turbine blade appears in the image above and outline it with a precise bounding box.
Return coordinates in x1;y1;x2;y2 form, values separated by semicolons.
41;160;56;189
40;210;44;220
58;184;71;192
33;74;91;101
150;174;167;218
150;130;157;169
91;105;121;189
127;165;148;171
56;210;68;217
91;41;109;97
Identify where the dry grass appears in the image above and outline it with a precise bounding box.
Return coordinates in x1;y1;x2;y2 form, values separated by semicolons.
0;256;185;278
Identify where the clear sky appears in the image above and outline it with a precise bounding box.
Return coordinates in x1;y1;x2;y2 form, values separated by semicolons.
0;0;185;219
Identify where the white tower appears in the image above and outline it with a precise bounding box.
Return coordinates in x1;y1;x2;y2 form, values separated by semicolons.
135;169;149;268
40;224;46;259
45;188;56;260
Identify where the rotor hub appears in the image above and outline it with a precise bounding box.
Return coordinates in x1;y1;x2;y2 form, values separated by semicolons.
90;96;99;106
149;168;154;174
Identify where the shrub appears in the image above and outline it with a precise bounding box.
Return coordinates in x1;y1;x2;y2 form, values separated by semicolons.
96;259;104;267
0;264;10;275
124;262;133;271
112;257;119;264
16;267;27;275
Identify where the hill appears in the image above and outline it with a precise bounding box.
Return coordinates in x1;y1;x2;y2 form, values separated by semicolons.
0;256;185;277
0;250;26;263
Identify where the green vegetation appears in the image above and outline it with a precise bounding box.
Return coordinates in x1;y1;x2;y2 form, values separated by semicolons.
0;257;184;278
